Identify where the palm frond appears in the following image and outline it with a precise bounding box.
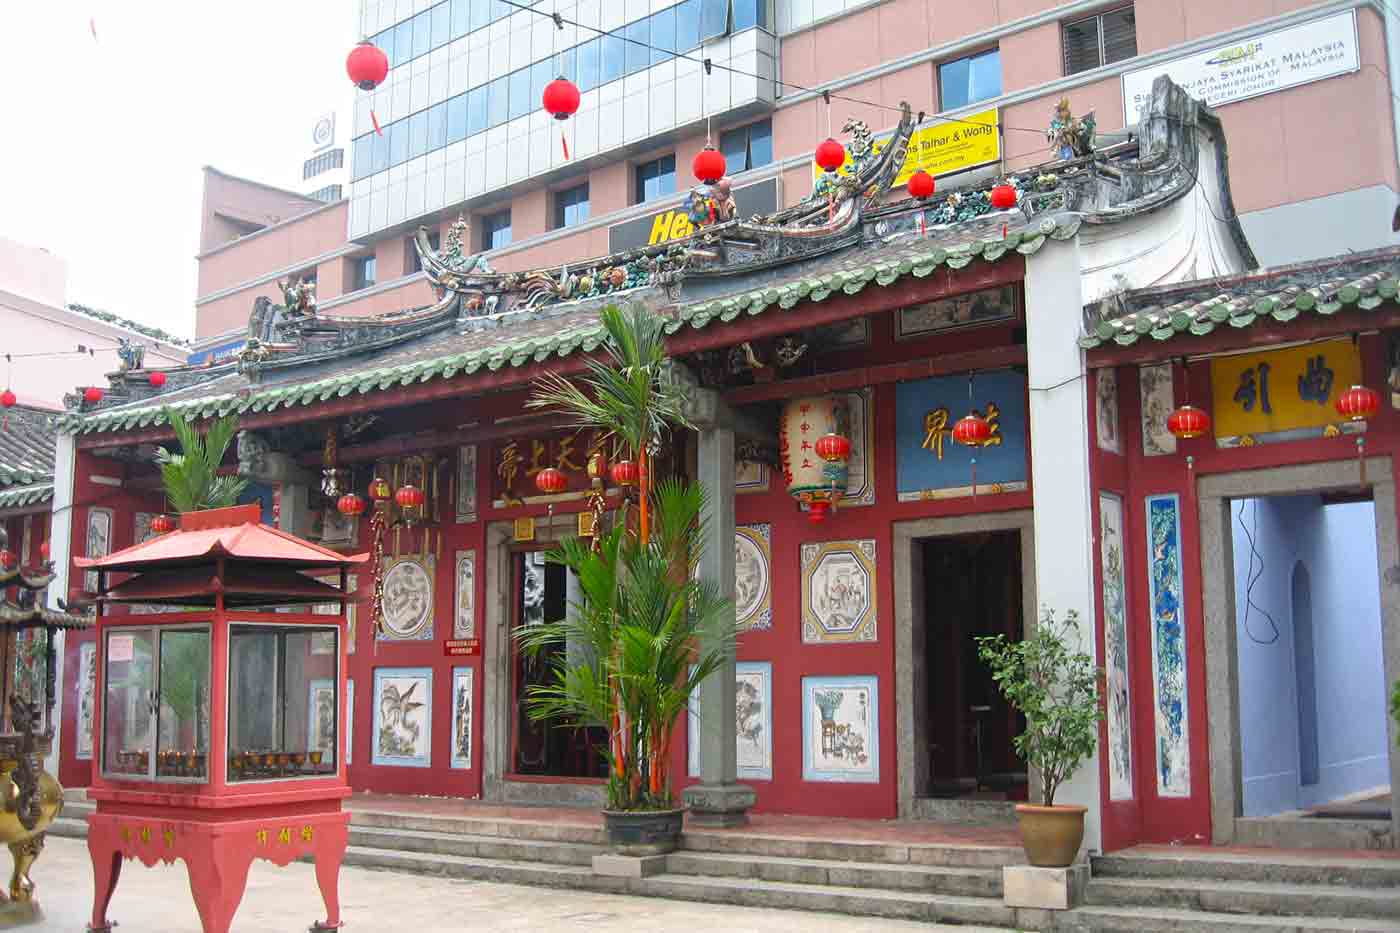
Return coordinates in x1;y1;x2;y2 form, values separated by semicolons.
155;409;244;513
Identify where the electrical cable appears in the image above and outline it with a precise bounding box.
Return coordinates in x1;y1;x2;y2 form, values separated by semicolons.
1235;498;1280;645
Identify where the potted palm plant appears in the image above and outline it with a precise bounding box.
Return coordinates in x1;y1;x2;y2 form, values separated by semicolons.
154;410;248;513
976;608;1103;868
518;303;737;855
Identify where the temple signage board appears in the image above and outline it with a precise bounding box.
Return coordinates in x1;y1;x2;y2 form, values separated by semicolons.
894;369;1029;501
608;178;779;252
810;108;1001;185
1122;10;1358;119
1209;337;1362;445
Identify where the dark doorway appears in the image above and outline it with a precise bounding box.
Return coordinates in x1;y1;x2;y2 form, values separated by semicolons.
509;551;607;779
921;530;1027;800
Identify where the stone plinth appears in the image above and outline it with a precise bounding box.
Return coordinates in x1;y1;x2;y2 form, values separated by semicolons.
1002;863;1089;910
591;854;666;878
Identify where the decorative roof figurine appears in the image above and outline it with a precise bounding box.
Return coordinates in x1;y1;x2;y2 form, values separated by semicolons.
685;176;738;230
1048;96;1096;161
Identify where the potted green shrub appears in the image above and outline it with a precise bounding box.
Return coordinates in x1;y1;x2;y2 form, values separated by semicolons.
976;608;1103;867
519;304;738;855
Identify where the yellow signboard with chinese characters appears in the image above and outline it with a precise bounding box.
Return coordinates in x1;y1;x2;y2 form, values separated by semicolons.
811;109;1001;186
1209;338;1361;442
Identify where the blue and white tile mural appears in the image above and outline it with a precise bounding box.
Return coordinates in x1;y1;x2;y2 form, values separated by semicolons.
1099;492;1134;800
1146;494;1190;797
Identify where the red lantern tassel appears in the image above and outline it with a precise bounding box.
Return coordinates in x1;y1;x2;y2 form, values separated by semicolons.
561;131;569;161
371;109;383;137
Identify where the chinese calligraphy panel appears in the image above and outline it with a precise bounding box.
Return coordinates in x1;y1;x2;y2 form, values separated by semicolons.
895;370;1028;500
1210;338;1361;444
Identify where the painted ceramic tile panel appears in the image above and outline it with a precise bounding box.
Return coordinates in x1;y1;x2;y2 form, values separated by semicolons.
895;370;1029;500
307;678;336;767
687;662;773;781
838;388;875;507
1146;494;1190;797
734;524;771;632
372;668;432;767
19;516;30;566
85;506;113;593
802;675;879;782
1139;364;1178;456
801;539;877;644
319;508;357;546
455;550;476;639
76;642;97;759
450;667;473;770
378;556;435;640
1099;492;1134;800
456;445;478;523
1096;368;1122;454
735;458;768;492
346;679;354;765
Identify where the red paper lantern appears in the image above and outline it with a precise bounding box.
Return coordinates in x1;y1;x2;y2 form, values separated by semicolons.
807;501;831;524
148;371;167;388
0;390;14;408
337;493;367;517
0;550;13;570
542;77;581;120
815;137;846;173
609;459;639;487
368;476;393;502
693;145;727;184
84;386;104;404
535;467;568;495
907;169;935;199
952;413;991;446
1167;404;1211;440
814;433;852;463
989;183;1018;210
346;41;389;91
150;514;177;536
1335;384;1380;422
394;484;425;509
39;541;49;562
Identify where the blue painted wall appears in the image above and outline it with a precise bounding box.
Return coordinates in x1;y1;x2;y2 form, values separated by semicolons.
1233;495;1391;817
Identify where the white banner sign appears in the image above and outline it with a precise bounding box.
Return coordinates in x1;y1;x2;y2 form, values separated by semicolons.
1122;10;1359;120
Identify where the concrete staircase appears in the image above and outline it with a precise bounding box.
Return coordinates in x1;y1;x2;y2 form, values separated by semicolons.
50;791;1400;931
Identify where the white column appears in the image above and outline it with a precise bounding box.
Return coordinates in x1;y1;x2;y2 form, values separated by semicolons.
1023;238;1104;853
43;431;77;778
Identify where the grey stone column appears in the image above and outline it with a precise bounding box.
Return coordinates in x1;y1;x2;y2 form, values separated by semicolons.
681;387;756;826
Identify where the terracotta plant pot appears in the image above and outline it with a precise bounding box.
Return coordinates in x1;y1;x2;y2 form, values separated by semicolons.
1014;803;1087;867
602;808;685;856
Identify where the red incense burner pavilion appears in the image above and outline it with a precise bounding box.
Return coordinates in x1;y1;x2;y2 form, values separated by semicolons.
76;504;364;933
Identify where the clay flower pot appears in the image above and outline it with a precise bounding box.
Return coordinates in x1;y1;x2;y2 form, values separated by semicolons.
1014;803;1087;867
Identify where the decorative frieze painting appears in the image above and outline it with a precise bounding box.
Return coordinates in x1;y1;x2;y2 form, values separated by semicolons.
378;556;435;641
372;667;432;768
1145;494;1190;797
1095;369;1122;454
809;317;870;350
735;458;768;493
1138;364;1177;456
895;285;1017;339
19;516;30;566
318;507;358;547
895;370;1028;500
1099;493;1133;800
450;667;473;770
801;539;877;644
76;642;97;759
837;388;875;508
346;679;355;765
456;445;478;523
134;512;158;544
454;550;476;639
687;661;773;781
802;675;879;783
307;678;336;767
734;525;771;632
85;506;114;593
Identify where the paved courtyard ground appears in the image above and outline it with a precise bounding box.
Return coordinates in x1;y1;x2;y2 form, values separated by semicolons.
38;836;1005;932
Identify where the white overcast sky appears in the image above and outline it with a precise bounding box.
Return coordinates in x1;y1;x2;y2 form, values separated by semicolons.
1;1;357;339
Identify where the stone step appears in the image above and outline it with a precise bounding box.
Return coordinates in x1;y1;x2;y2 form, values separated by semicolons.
1087;876;1400;921
349;807;608;846
1065;904;1400;932
679;829;1024;868
1233;817;1395;851
348;824;603;867
47;815;88;840
665;849;1003;897
1091;850;1400;888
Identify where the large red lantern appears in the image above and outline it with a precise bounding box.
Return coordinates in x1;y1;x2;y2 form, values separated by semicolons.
148;371;167;388
952;413;991;446
368;476;393;502
907;169;935;200
1335;385;1380;421
84;386;104;404
609;459;639;487
814;432;852;463
814;137;846;173
394;484;425;509
989;183;1018;210
693;145;727;185
1167;404;1211;440
0;390;14;408
542;77;581;159
337;493;367;517
346;41;389;91
534;467;568;496
150;514;176;536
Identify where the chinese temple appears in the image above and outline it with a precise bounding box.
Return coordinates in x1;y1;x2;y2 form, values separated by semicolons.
48;76;1398;854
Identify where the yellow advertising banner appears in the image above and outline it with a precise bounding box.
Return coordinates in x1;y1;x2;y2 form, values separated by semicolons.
811;109;1001;187
1209;338;1361;441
